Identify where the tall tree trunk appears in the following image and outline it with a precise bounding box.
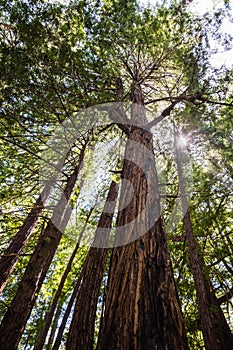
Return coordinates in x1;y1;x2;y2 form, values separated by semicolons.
34;207;93;350
46;302;62;350
97;85;188;349
175;139;233;350
52;270;84;350
66;180;118;350
0;151;68;295
0;144;86;350
0;180;55;294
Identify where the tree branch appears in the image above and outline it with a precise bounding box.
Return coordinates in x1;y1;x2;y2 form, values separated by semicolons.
217;287;233;305
145;92;224;130
145;100;179;129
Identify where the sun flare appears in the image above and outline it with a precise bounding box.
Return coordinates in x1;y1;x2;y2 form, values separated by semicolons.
177;135;187;148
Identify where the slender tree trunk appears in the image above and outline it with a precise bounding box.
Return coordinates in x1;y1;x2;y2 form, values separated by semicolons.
0;151;68;295
46;303;62;350
34;207;93;350
52;271;84;350
175;140;233;350
0;144;86;350
66;180;118;350
97;85;188;349
0;181;54;294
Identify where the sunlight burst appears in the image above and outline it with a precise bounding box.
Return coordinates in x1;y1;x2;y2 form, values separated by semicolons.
177;135;187;148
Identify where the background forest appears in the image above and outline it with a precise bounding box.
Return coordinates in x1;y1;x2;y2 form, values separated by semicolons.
0;0;233;349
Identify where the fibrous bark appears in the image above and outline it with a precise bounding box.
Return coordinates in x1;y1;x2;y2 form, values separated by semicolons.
34;207;93;350
0;144;86;350
175;141;233;350
0;182;53;294
66;180;118;350
97;84;188;350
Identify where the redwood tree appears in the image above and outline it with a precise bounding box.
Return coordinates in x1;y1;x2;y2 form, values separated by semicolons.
97;85;188;350
66;180;118;350
175;132;233;349
0;141;87;349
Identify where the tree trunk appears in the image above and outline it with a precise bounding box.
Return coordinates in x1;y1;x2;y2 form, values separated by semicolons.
175;140;233;350
0;181;53;294
66;180;118;350
34;207;93;350
96;85;188;349
52;271;84;350
0;145;86;350
0;151;68;295
46;302;63;350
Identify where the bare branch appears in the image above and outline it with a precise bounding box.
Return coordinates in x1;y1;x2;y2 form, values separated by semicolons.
218;287;233;305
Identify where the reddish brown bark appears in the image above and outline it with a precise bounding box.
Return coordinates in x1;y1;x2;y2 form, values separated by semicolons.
0;145;86;350
0;151;68;295
34;207;93;350
97;84;188;349
0;182;53;294
176;143;233;350
45;303;62;350
52;270;84;350
97;128;188;349
66;180;118;350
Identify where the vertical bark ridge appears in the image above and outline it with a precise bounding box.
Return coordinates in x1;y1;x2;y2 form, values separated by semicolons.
176;141;233;350
34;207;93;350
0;154;67;294
0;144;86;350
97;124;188;349
66;180;118;350
0;182;53;294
